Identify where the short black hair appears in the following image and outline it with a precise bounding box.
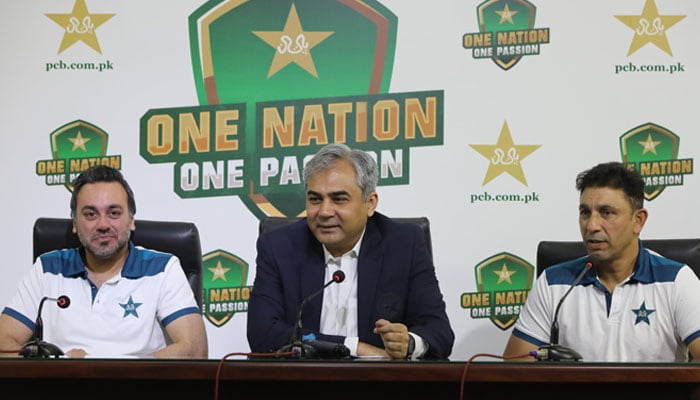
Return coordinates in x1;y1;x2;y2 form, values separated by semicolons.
575;161;644;210
70;165;136;218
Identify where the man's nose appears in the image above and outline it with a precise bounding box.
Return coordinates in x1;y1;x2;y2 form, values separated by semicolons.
95;214;111;229
318;199;335;216
585;213;602;231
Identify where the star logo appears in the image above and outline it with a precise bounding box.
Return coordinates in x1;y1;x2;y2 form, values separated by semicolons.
45;0;115;55
494;263;517;284
470;120;541;186
632;301;656;325
614;0;686;57
68;131;91;152
208;261;231;282
619;122;693;201
252;4;334;78
470;252;535;330
202;249;252;327
496;4;519;25
119;295;143;318
638;133;661;155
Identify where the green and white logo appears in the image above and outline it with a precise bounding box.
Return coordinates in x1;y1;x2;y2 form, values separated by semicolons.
36;119;122;191
461;252;534;330
619;122;693;201
202;249;251;327
463;0;550;70
140;0;444;218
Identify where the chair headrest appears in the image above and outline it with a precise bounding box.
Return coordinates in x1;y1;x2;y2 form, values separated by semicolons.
537;238;700;278
32;218;203;308
258;216;433;258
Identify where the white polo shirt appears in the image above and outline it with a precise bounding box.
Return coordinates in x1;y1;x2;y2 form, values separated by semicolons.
2;241;200;358
513;243;700;362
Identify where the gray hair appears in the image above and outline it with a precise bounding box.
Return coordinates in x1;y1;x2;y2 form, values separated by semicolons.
303;143;378;201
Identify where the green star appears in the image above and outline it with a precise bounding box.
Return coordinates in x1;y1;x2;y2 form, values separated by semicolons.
632;301;656;325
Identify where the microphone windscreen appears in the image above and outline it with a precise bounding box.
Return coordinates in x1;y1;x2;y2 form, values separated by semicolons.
57;295;70;309
332;270;345;283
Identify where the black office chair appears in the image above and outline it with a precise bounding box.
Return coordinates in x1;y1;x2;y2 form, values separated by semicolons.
32;217;204;309
258;216;433;258
536;238;700;278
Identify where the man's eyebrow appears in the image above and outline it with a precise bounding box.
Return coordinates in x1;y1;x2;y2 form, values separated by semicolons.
306;190;350;197
80;204;123;212
579;203;616;211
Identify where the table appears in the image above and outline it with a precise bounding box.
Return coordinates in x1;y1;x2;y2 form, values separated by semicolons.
2;357;700;400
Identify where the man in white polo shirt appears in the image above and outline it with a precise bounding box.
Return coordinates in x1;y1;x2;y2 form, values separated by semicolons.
504;161;700;362
0;165;207;358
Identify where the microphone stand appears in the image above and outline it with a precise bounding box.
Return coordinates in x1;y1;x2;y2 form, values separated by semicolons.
277;271;345;359
276;337;318;359
21;297;65;358
538;261;593;362
277;293;322;358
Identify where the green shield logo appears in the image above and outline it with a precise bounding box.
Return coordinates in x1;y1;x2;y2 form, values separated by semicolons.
188;0;397;218
49;119;109;190
474;252;533;330
51;119;108;160
477;0;536;70
202;249;251;327
620;122;683;201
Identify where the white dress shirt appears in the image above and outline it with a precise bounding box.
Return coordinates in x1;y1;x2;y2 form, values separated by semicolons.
320;236;361;355
317;231;426;359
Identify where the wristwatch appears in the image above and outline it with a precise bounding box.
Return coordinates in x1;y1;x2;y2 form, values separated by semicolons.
406;334;415;359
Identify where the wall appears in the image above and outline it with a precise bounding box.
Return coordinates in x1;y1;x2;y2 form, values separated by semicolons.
1;0;698;360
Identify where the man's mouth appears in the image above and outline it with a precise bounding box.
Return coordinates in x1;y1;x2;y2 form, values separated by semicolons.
317;225;339;233
93;234;116;242
586;238;606;249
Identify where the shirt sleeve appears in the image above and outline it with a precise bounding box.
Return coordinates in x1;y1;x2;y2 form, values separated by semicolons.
673;265;700;343
512;271;555;345
157;256;200;326
3;260;45;330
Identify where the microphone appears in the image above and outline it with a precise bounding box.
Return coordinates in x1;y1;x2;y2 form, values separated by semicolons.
21;295;71;358
277;270;347;358
538;261;593;362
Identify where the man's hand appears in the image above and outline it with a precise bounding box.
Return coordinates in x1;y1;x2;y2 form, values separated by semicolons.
373;318;410;359
356;341;389;358
65;348;87;358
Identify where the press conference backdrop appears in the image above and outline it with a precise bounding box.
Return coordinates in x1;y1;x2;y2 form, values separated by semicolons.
1;0;698;360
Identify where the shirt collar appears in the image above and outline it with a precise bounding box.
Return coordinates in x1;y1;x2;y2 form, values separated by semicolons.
629;239;653;283
67;241;136;279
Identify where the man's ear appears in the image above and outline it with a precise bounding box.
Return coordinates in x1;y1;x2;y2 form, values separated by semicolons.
633;208;648;235
366;192;379;216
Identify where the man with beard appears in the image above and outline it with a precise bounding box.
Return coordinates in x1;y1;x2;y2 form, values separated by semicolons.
0;165;207;358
